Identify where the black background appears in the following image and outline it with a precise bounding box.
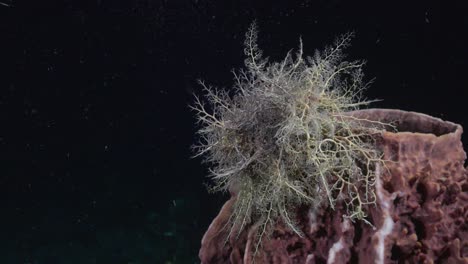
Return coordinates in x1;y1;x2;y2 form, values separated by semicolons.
0;0;467;263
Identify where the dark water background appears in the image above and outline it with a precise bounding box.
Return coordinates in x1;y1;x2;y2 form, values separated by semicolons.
0;0;466;263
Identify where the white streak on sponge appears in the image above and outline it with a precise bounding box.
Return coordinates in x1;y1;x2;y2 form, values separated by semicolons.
374;164;394;264
327;238;344;264
327;218;351;264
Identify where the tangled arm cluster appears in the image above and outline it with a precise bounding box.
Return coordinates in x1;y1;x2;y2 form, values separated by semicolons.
191;23;393;257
